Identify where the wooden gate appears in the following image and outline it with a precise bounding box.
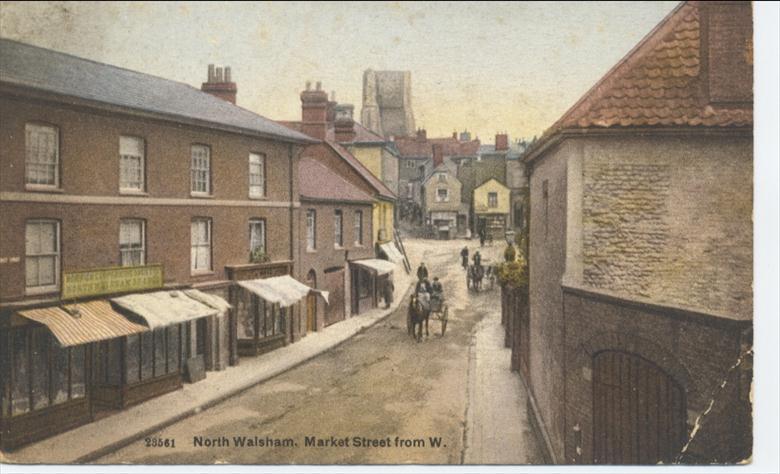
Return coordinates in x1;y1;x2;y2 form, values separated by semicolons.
323;269;345;326
592;350;686;464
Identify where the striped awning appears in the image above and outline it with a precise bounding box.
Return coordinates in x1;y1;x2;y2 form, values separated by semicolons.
18;300;149;347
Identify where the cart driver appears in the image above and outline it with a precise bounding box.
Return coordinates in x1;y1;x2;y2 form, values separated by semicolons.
431;277;444;302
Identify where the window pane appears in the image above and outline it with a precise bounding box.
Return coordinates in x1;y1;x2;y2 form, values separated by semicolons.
25;223;41;254
51;345;69;405
166;326;179;374
120;136;143;156
71;346;86;398
37;256;56;286
11;330;30;415
126;335;140;383
25;257;39;288
154;329;166;377
140;332;154;380
30;329;49;410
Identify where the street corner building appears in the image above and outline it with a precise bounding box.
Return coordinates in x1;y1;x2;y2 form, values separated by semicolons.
504;0;753;465
0;38;334;450
278;81;404;326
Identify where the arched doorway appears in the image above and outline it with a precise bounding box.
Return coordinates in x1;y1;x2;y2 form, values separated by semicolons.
305;270;317;332
592;350;687;464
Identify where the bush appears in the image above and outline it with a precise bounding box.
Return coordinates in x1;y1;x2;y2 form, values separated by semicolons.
498;246;528;288
250;248;271;264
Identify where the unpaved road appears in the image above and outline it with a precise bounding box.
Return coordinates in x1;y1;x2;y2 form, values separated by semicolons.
98;239;542;464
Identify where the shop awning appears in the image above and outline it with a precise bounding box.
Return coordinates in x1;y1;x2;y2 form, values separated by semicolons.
380;242;405;264
183;289;232;312
111;290;218;330
18;300;149;347
352;258;396;276
311;289;330;305
237;275;324;308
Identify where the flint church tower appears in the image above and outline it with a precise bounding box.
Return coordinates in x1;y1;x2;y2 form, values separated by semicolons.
360;69;415;138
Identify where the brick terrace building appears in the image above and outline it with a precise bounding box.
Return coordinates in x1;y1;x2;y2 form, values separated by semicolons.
0;39;315;449
520;1;752;464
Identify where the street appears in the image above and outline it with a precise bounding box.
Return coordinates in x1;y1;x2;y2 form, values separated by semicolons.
97;239;543;464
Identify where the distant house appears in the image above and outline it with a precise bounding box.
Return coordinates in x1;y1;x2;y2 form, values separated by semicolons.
473;178;510;240
421;164;464;240
519;1;752;464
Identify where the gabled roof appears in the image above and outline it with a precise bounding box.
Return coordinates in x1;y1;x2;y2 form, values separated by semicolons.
326;141;396;200
278;121;396;201
525;1;752;161
474;177;509;191
422;159;460;185
299;158;374;203
0;39;315;144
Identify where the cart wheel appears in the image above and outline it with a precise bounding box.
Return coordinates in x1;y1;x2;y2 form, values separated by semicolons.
441;307;448;336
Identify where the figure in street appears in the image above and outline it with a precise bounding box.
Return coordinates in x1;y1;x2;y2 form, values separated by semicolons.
460;246;469;270
383;278;394;309
417;262;429;281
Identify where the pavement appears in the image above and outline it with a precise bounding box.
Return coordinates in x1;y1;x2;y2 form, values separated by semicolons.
2;262;415;465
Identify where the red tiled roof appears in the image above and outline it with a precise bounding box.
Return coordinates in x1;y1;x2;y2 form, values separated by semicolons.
298;158;374;203
394;136;481;158
535;1;752;149
327;141;396;200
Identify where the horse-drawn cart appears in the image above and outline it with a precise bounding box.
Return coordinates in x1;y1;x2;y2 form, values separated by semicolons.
407;292;448;340
467;262;497;291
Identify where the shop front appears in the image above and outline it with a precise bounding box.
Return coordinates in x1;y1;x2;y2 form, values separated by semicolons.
234;275;327;356
0;300;148;450
350;259;395;315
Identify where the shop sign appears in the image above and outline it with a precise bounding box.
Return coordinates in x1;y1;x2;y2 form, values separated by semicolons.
62;264;163;299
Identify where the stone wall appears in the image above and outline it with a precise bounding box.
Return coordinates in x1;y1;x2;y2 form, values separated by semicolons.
579;135;752;320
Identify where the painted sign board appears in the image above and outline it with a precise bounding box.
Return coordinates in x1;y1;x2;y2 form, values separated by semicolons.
61;264;164;299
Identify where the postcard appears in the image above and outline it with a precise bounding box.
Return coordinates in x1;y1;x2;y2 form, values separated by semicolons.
0;1;773;470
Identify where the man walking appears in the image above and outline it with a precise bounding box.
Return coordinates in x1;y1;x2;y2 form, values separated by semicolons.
460;246;469;270
417;262;429;281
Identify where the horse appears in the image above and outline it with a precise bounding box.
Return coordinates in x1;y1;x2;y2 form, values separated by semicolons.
407;294;430;342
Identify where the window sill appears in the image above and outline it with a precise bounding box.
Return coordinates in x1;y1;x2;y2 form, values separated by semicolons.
120;190;149;196
334;245;345;250
306;249;317;254
248;195;267;200
25;185;64;193
191;271;216;277
25;286;60;297
190;193;214;199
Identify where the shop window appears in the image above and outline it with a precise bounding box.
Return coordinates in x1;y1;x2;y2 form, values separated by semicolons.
71;345;86;398
154;329;166;377
11;331;30;415
25;123;59;188
166;326;180;374
126;334;140;383
31;328;50;410
239;294;258;339
140;332;154;380
52;344;69;404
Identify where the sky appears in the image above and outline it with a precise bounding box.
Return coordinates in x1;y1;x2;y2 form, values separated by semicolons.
0;1;680;142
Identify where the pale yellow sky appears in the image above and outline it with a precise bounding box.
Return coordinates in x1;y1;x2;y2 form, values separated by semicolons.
1;1;680;141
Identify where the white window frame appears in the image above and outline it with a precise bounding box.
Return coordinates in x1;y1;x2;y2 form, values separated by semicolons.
406;182;414;199
306;209;316;251
119;219;146;267
190;145;211;196
190;218;212;273
488;192;498;208
249;219;266;254
436;188;449;203
25;220;60;294
119;136;145;192
25;123;59;189
249;153;265;198
354;210;363;246
334;210;343;248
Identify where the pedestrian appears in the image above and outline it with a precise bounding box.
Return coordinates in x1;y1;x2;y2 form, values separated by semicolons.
383;278;394;309
417;262;429;281
504;242;516;262
460;246;469;270
473;250;481;267
479;227;486;247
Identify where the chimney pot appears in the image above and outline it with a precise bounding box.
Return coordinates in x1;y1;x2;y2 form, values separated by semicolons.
306;81;311;91
208;64;215;82
216;67;223;82
316;81;322;91
224;66;232;83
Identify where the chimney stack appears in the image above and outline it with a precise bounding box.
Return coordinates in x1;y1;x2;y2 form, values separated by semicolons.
452;131;458;140
326;91;338;124
495;133;509;151
416;128;427;141
334;104;356;143
201;64;237;104
459;130;471;142
300;81;329;140
432;144;444;168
